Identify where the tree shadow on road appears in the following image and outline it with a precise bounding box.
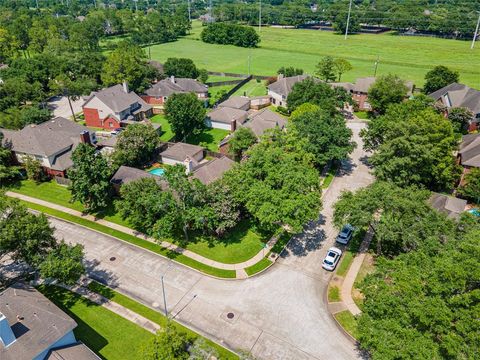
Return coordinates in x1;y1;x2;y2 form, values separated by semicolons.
336;158;356;177
84;258;119;289
280;215;327;258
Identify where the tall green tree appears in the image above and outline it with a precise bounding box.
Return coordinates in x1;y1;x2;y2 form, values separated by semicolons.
333;58;353;82
277;66;303;77
164;93;206;141
423;65;459;94
228;127;257;160
0;135;19;185
315;56;336;82
368;74;409;114
447;107;474;134
163;58;199;79
68;143;111;213
458;168;480;204
113;124;160;167
143;323;190;360
289;107;355;168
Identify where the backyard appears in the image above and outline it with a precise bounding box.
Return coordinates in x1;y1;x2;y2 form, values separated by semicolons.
144;20;480;88
232;79;267;97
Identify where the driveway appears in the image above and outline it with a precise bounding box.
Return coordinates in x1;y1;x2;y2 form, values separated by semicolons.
47;96;84;119
52;120;374;360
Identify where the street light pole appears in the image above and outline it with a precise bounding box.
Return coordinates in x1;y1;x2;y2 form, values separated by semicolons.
344;0;353;40
188;0;191;22
471;12;480;50
259;0;262;32
161;275;168;317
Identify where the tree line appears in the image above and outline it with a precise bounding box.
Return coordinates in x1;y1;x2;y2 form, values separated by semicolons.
200;22;260;48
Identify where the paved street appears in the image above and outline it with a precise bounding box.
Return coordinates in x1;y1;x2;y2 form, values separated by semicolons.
52;120;373;360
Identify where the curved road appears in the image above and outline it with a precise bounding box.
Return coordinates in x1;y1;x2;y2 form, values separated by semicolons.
53;120;373;360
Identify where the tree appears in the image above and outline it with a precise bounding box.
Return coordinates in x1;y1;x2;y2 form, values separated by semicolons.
116;178;176;235
332;10;360;35
189;338;219;360
0;136;19;186
205;181;241;237
0;195;85;285
113;124;160;167
49;74;96;121
163;58;199;79
290;108;355;168
142;323;190;360
315;56;336;82
164;93;206;141
24;156;44;183
101;41;155;92
277;67;303;77
423;65;459;94
369;108;460;190
333;58;353;82
458;168;480;204
201;23;260;48
197;68;208;83
228;127;257;160
368;74;409;114
68;143;111;213
447;107;474;134
224;129;322;232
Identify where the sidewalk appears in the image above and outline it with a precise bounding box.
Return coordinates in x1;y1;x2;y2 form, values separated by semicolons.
7;191;278;273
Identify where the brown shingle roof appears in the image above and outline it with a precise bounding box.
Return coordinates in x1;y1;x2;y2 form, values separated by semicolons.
208;107;248;124
110;165;167;189
218;96;250;109
0;283;77;360
429;193;467;220
459;133;480;168
192;156;235;185
144;78;207;97
267;75;309;98
242;108;287;137
160;142;204;162
83;84;151;113
429;83;480;115
46;342;100;360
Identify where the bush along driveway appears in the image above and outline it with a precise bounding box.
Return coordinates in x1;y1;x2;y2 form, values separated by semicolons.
6;191;282;279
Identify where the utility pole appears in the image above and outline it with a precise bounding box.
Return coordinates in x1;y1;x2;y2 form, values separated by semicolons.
259;0;262;32
209;0;213;21
35;0;39;9
160;263;173;318
471;12;480;50
373;55;379;77
344;0;353;40
188;0;191;22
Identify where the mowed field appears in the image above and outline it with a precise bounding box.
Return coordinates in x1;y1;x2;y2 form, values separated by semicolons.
148;21;480;88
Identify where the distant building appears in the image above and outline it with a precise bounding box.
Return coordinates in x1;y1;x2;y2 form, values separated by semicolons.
142;77;208;113
429;83;480;131
267;75;309;107
0;117;96;177
332;77;415;111
0;283;99;360
82;83;152;130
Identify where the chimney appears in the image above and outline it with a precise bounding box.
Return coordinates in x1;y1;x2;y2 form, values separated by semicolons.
170;75;175;84
183;157;193;174
0;313;16;348
231;119;236;132
122;81;129;93
79;130;91;144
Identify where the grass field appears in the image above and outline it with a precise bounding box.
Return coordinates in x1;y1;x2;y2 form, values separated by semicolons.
151;114;174;142
146;21;480;88
38;285;153;360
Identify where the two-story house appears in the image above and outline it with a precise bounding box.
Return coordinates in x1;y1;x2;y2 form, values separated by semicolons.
0;117;96;177
82;83;152;130
267;75;308;107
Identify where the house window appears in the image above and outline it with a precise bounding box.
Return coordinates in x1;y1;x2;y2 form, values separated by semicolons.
109;122;114;127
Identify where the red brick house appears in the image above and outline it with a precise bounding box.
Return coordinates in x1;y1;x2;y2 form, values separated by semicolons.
82;83;152;130
0;117;96;177
429;83;480;132
142;76;208;113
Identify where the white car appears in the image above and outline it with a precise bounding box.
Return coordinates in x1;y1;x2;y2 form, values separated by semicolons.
322;247;342;271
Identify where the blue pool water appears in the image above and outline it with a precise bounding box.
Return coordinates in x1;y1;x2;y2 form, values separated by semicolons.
468;208;480;217
148;168;165;177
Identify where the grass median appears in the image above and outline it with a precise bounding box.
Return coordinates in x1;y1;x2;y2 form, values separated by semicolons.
21;200;236;279
245;257;272;276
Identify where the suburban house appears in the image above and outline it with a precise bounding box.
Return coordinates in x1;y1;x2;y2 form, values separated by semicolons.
160;142;204;169
429;83;480;131
192;156;235;185
243;108;287;138
218;96;251;111
267;75;308;107
206;107;248;131
429;193;467;220
110;165;167;192
82;83;152;130
458;133;480;182
0;117;96;177
142;77;209;113
0;282;99;360
331;77;415;111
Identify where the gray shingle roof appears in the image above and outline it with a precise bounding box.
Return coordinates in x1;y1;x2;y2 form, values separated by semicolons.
160;142;204;162
429;83;480;114
218;96;250;109
110;165;167;189
242;108;287;137
267;75;309;98
459;133;480;168
192;156;235;185
332;77;414;95
144;78;207;97
429;193;467;220
0;283;77;360
46;342;100;360
0;117;88;158
208;107;248;124
83;84;150;113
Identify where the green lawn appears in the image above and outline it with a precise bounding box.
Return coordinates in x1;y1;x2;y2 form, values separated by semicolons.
334;310;359;340
336;250;355;277
208;84;235;106
232;79;267;97
38;285;154;360
328;286;341;302
245;257;272;276
185;127;229;152
87;281;238;359
151;114;174;142
354;111;370;120
207;75;244;82
145;20;480;88
19;199;236;278
321;165;338;189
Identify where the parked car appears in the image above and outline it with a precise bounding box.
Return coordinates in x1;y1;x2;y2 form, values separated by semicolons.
336;224;354;245
111;128;123;135
322;247;342;271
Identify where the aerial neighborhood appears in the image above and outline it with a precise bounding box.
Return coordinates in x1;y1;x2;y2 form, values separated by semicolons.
0;1;479;360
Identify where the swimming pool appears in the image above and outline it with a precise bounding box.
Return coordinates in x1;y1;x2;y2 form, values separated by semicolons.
468;208;480;217
148;168;165;177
